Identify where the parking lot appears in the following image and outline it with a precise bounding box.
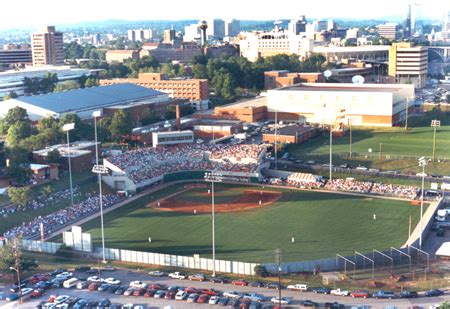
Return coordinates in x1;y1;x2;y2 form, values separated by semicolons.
1;268;450;308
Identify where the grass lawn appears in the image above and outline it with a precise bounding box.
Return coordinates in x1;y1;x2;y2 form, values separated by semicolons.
286;112;450;175
0;179;103;235
82;183;423;263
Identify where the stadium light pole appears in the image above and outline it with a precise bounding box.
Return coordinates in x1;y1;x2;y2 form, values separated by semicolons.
92;111;108;264
63;123;75;205
274;109;278;170
204;171;223;277
431;119;441;162
418;157;428;249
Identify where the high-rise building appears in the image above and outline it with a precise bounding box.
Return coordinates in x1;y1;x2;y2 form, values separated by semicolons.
163;29;176;44
388;42;427;88
288;16;307;35
207;19;225;40
128;29;155;42
377;23;399;40
403;4;412;38
31;26;64;66
225;19;240;37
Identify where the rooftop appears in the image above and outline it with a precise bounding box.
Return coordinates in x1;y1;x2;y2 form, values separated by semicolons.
278;83;405;93
264;125;316;137
13;84;164;113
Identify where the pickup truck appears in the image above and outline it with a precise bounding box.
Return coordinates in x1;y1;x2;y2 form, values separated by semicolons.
330;288;350;296
168;272;187;280
373;290;396;299
286;284;308;291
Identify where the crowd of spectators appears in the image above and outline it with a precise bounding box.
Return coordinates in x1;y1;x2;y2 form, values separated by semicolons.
371;183;418;199
4;193;121;239
106;144;265;185
0;187;81;219
324;178;373;194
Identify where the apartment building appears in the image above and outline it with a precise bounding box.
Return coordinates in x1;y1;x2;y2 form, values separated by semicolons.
377;23;399;40
31;26;64;66
105;50;140;63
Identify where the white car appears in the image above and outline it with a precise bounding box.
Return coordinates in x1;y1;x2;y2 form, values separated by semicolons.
56;272;73;280
209;296;220;304
87;276;103;283
54;295;70;304
223;291;241;298
104;278;121;285
175;291;187;300
148;270;166;277
168;272;187;280
331;288;350;296
121;304;134;309
287;284;308;291
271;297;291;304
129;281;148;289
20;288;33;296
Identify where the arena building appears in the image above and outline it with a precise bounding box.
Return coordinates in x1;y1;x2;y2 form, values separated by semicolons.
266;83;414;127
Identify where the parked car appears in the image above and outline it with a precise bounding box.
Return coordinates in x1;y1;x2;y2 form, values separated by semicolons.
97;298;111;308
129;281;147;289
188;273;206;281
123;287;136;296
228;297;240;307
175;290;188;300
201;288;220;296
265;282;282;290
87;276;103;283
425;289;444;297
243;293;265;302
351;290;370;298
148;283;165;290
301;300;317;307
249;281;264;288
154;290;166;299
10;282;27;293
165;291;176;299
5;293;19;301
373;290;396;299
114;285;128;295
197;294;209;303
31;288;45;298
313;287;331;294
232;279;249;286
107;285;119;293
287;284;308;291
168;272;187;280
223;291;241;298
270;297;291;304
144;289;157;298
76;281;89;290
133;288;146;296
187;293;199;303
184;287;202;294
34;281;52;290
88;282;100;291
211;276;229;284
73;299;88;308
218;297;229;306
331;288;350;296
74;266;91;272
56;272;73;280
50;269;67;276
98;283;111;292
148;270;166;277
104;278;121;285
399;290;418;298
54;295;70;304
209;295;221;304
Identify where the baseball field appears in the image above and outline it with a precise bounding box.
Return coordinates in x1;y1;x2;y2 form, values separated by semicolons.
81;183;424;263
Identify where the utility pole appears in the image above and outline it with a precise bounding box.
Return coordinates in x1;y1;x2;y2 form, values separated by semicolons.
275;248;282;307
409;214;412;238
349;119;352;159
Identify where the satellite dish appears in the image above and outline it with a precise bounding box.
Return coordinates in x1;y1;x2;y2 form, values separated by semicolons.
324;70;332;78
352;75;365;84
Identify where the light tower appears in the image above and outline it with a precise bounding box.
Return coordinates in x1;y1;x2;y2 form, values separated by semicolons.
198;20;208;48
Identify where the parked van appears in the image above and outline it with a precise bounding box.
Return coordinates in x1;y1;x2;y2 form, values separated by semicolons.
63;278;79;289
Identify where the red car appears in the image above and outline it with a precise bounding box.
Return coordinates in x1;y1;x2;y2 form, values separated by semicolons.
184;287;202;294
47;295;57;302
164;291;176;299
144;289;157;297
88;282;100;291
133;288;146;296
31;289;44;298
29;275;49;284
149;283;166;290
197;294;210;303
351;290;370;298
201;288;219;296
232;279;249;286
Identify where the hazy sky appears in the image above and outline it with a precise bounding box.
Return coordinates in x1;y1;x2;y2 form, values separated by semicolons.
1;0;447;30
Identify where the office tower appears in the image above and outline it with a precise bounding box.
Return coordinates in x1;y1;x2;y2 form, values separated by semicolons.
31;26;64;66
206;19;225;40
225;19;240;37
288;16;307;35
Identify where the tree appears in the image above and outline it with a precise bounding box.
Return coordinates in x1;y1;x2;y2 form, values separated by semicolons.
84;77;99;88
40;73;58;93
5;146;32;186
38;116;59;132
3;91;18;100
40;185;54;200
59;113;82;141
254;265;269;277
6;121;33;146
3;107;29;130
110;109;133;140
8;186;31;206
0;238;38;273
54;80;80;92
46;149;63;164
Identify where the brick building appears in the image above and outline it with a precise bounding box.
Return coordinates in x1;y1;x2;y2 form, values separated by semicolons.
105;50;140;63
264;70;325;90
262;125;318;144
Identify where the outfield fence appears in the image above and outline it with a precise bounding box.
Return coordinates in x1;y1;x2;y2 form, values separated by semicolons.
21;239;61;254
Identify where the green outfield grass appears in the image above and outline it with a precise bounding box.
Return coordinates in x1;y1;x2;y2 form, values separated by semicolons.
82;183;424;263
286;113;450;175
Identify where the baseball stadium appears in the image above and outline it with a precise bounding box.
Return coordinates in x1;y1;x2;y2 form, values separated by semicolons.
75;143;425;263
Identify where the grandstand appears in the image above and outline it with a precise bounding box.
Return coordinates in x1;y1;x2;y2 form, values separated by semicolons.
102;144;267;192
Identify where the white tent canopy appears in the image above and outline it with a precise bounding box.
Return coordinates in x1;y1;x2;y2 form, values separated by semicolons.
287;172;320;183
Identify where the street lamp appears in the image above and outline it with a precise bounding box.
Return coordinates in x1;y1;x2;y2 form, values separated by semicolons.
9;266;22;304
92;111;108;264
62;123;75;205
204;171;223;277
431;119;441;162
418;156;428;249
